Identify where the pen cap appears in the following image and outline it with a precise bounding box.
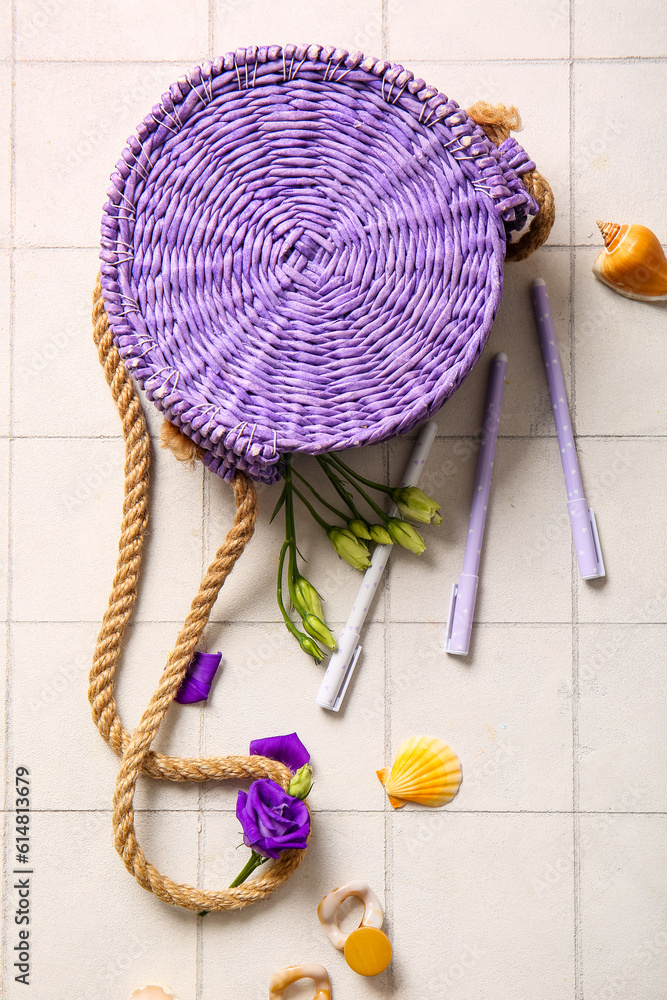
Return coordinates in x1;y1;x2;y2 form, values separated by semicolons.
567;499;605;580
445;574;479;656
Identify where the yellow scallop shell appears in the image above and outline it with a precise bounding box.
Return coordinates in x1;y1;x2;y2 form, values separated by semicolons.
376;735;462;809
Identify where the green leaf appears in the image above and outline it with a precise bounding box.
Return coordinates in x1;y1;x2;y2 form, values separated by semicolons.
269;485;287;524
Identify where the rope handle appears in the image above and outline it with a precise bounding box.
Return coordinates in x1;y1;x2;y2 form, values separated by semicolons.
90;278;307;910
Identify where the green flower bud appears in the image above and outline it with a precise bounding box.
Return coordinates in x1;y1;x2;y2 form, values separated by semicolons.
327;528;372;571
386;517;426;555
369;523;393;545
302;613;337;651
288;763;313;800
392;486;442;525
298;632;324;663
293;576;324;620
348;518;372;541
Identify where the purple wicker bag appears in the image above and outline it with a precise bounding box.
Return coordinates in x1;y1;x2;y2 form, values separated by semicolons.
100;44;553;485
89;46;554;914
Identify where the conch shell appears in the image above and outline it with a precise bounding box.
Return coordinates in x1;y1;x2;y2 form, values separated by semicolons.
593;222;667;301
377;735;462;809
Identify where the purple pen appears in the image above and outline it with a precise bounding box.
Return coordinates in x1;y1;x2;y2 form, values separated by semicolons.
445;352;507;655
530;278;605;580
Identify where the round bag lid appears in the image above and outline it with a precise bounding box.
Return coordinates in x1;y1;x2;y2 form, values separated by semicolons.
100;45;539;483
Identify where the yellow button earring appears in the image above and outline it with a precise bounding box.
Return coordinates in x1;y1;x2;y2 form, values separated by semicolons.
317;881;392;977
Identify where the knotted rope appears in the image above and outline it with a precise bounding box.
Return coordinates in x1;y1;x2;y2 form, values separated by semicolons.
89;278;307;910
466;101;555;262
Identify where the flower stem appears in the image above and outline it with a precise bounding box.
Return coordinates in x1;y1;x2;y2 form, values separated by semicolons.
291;467;351;523
326;453;393;494
322;457;389;522
292;485;334;532
229;850;267;888
277;541;302;638
316;456;362;518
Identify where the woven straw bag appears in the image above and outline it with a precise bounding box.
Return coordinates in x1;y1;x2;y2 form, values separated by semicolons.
90;45;554;912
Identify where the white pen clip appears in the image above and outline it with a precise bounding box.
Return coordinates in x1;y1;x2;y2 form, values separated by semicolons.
331;645;362;712
587;508;606;580
445;574;479;656
445;582;458;651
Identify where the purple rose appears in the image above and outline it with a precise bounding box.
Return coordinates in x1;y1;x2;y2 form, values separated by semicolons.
236;779;310;860
249;732;310;772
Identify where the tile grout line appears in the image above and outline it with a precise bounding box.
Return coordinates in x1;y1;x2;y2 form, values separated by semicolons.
2;0;16;991
382;432;395;991
5;618;667;627
2;807;665;815
208;0;214;60
5;56;667;66
195;399;211;998
195;459;207;1000
569;7;584;997
9;432;667;442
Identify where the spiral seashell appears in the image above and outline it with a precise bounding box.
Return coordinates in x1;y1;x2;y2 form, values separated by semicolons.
376;735;462;809
593;222;667;301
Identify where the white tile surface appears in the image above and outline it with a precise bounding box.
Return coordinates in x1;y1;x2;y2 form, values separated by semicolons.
388;0;570;61
202;621;386;811
7;622;201;811
438;248;571;437
574;0;667;57
0;251;9;436
0;623;5;800
214;0;383;56
16;0;208;62
0;2;11;61
580;815;667;1000
0;438;7;619
574;249;667;436
578;624;667;812
0;64;10;249
387;622;573;811
3;3;666;998
14;61;196;248
12;248;118;437
387;436;572;623
11;437;204;623
577;438;667;624
392;813;575;999
3;810;199;1000
573;61;667;245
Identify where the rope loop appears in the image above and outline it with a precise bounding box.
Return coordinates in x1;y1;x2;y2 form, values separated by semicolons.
90;278;307;910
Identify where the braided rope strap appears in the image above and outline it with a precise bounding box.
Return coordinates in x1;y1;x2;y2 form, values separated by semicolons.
89;278;307;911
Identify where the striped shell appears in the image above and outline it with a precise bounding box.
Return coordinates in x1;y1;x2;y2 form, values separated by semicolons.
593;222;667;301
377;735;462;809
